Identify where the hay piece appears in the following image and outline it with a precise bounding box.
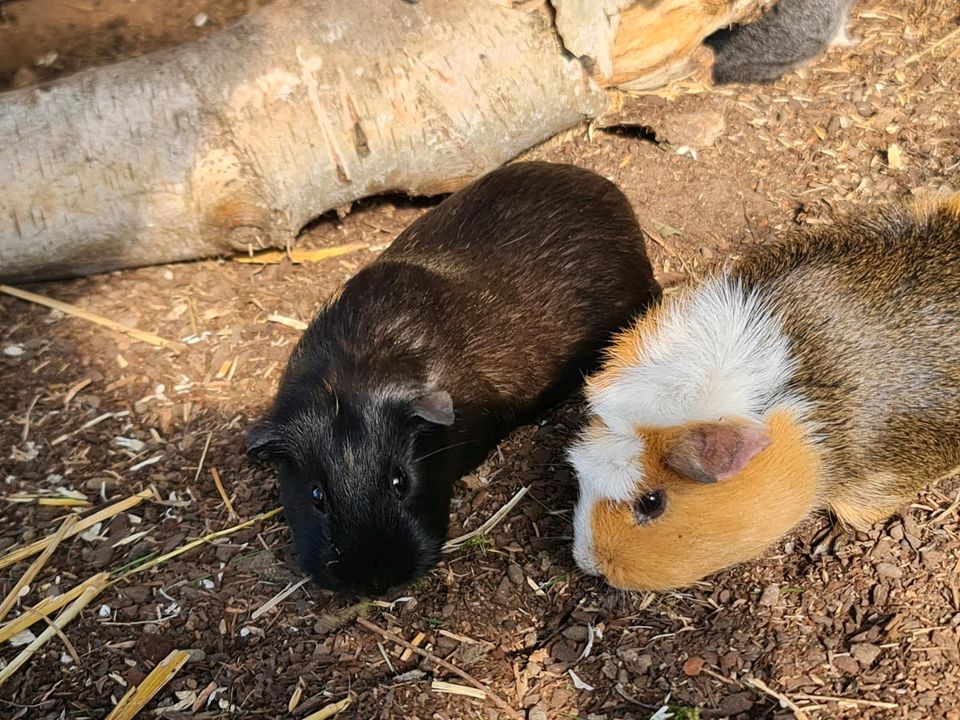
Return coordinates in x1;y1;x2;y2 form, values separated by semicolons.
0;487;159;571
104;649;190;720
0;581;105;687
251;577;310;620
442;486;528;552
234;243;365;264
301;696;352;720
431;681;487;700
0;572;111;643
0;515;78;623
0;284;178;349
115;507;282;580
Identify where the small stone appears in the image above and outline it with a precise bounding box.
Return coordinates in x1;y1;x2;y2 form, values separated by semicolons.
759;583;780;607
193;12;209;27
2;344;24;357
528;705;548;720
493;576;514;605
719;692;754;715
601;661;618;680
682;656;705;676
718;589;732;604
185;648;207;662
562;626;590;642
507;563;525;586
875;562;902;579
851;643;882;666
659;109;726;148
832;655;860;674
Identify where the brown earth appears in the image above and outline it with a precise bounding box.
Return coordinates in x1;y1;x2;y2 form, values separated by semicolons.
2;1;960;719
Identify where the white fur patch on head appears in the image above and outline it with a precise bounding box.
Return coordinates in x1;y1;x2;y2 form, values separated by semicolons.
568;423;644;575
569;276;801;576
589;277;797;431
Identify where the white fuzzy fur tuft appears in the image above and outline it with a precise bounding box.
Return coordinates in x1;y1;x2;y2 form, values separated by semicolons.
570;276;804;573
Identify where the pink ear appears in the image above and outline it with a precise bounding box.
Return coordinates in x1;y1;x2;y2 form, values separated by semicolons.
665;422;770;484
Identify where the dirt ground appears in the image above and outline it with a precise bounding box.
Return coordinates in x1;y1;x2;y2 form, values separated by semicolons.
2;0;960;718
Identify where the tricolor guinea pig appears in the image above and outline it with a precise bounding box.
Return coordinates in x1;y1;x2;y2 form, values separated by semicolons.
569;194;960;591
247;161;661;596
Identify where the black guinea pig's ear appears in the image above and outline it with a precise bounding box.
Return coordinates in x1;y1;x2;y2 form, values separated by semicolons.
410;390;455;426
245;419;283;460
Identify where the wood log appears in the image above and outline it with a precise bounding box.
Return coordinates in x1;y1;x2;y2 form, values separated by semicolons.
0;0;767;281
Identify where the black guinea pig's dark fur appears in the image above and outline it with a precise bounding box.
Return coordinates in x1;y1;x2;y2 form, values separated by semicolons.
247;161;661;596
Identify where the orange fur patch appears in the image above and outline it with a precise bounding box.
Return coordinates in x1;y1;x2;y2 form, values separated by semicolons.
589;410;822;591
588;299;670;392
911;192;960;220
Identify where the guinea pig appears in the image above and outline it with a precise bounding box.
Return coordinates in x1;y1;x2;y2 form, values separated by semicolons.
247;161;662;596
568;193;960;591
705;0;854;84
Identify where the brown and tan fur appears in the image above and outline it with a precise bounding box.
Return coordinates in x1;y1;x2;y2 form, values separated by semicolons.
572;194;960;591
736;196;960;529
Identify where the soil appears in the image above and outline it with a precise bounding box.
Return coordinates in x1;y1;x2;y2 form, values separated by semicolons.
2;1;960;719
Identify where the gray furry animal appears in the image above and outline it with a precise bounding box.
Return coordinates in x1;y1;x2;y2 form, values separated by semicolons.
706;0;854;84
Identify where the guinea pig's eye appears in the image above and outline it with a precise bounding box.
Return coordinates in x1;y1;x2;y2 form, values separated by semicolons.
633;489;665;523
310;485;326;513
390;466;409;497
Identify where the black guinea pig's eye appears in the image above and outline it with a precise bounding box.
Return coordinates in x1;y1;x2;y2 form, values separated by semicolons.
310;485;325;513
634;489;665;524
390;466;409;497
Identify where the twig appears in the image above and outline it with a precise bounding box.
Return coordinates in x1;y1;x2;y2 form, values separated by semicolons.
234;243;366;264
357;617;522;720
114;507;283;580
104;649;190;720
0;582;105;687
791;693;898;710
902;26;960;66
0;487;159;571
442;486;528;552
377;642;396;674
745;678;810;720
210;468;239;522
0;284;178;349
0;515;78;622
250;577;311;620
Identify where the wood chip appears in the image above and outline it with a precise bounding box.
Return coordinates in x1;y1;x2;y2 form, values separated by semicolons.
431;680;487;699
267;313;309;331
399;631;425;662
104;649;190;720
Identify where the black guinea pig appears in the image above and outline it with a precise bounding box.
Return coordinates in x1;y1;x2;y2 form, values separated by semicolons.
247;161;661;596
